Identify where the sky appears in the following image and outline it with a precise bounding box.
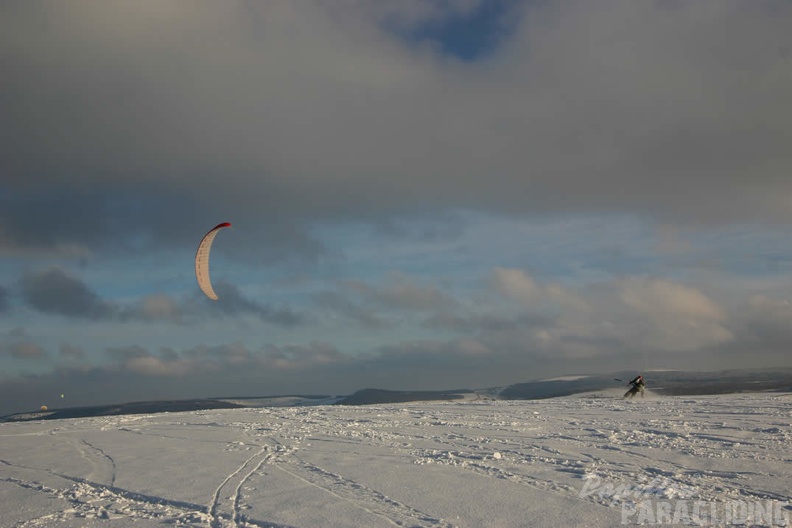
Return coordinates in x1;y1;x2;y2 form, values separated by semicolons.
1;0;792;415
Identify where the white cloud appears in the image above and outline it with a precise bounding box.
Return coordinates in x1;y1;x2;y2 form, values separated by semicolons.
1;341;48;360
492;268;589;312
492;269;732;356
125;355;193;377
346;272;458;311
139;294;182;323
455;338;490;357
617;277;725;323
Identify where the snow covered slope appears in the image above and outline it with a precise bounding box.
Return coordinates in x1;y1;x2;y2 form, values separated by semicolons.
1;393;790;527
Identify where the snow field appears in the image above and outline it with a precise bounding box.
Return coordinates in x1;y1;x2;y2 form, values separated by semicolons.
1;393;790;527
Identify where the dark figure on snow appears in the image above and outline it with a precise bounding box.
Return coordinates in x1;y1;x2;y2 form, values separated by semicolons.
624;375;645;399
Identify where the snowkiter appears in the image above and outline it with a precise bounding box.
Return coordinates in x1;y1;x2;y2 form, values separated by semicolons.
624;375;645;399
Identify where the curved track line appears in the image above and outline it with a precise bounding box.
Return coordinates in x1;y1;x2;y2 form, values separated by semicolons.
274;454;454;528
78;439;117;486
231;451;276;527
208;445;269;528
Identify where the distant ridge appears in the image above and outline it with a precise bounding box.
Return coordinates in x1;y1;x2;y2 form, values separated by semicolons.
1;399;242;423
4;368;791;422
336;388;472;406
500;368;792;400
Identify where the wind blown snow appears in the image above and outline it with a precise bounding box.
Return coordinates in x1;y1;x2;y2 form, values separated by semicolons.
1;394;790;527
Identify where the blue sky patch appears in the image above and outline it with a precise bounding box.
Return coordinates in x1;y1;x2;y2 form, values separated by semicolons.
394;0;521;61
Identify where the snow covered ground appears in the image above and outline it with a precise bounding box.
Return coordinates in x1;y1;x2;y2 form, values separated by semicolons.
1;392;790;527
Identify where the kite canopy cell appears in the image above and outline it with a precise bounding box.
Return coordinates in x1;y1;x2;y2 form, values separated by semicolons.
195;222;231;301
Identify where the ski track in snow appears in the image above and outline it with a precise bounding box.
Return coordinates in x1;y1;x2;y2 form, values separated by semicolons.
0;394;790;526
75;439;117;487
208;442;283;528
277;453;454;528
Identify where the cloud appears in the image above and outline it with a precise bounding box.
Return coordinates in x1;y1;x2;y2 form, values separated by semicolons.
20;268;115;319
101;341;349;380
349;0;491;32
488;268;734;358
1;279;790;417
1;328;49;361
135;294;183;323
105;346;150;362
314;290;390;329
346;273;457;312
203;282;305;326
372;214;467;243
91;341;351;395
1;341;48;360
18;268;175;322
492;267;589;313
124;284;306;326
125;355;194;377
617;277;726;323
0;285;8;312
59;343;85;361
103;346;208;377
653;225;693;256
738;295;792;345
2;0;791;266
14;268;303;327
2;1;792;414
423;312;539;334
313;272;460;329
609;277;733;353
4;327;28;339
266;341;347;371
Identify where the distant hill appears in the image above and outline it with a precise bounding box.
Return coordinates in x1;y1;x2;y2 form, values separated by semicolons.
336;388;473;406
499;368;792;400
219;395;342;407
1;399;243;423
642;368;792;396
4;368;791;422
499;375;617;400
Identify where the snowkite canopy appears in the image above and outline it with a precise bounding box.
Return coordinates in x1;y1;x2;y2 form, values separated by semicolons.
195;222;231;300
